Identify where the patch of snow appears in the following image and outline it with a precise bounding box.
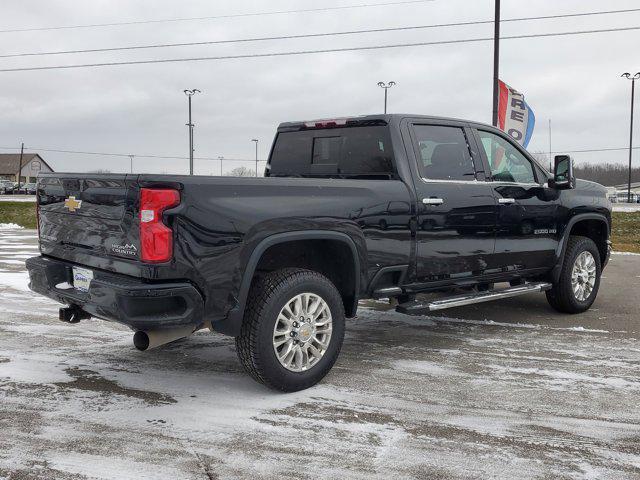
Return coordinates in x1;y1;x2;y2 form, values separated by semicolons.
0;195;35;203
613;204;640;212
566;326;608;333
0;259;27;265
45;452;187;480
392;359;466;377
0;223;24;230
611;251;640;256
427;316;609;334
0;271;30;291
490;366;640;390
0;354;72;384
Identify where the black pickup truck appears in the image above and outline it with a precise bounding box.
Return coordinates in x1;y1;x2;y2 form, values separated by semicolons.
27;114;612;391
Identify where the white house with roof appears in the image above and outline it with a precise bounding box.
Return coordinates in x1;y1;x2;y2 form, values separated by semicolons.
0;153;53;183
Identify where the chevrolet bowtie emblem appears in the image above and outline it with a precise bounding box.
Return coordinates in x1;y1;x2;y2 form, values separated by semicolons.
64;196;82;212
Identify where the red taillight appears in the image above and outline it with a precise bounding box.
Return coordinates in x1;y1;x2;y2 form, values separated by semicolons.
139;188;180;263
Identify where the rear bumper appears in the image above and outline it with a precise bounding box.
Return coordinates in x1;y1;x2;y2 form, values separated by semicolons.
26;255;204;331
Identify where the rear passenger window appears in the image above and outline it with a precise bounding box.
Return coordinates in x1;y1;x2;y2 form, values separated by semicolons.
269;126;395;178
413;125;476;181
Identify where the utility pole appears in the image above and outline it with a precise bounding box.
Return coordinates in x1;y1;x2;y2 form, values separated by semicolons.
377;81;396;114
17;142;24;192
621;73;639;203
218;156;224;176
184;89;201;175
492;0;501;126
251;139;259;177
128;154;134;174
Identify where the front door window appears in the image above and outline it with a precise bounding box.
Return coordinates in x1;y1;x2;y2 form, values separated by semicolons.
477;130;536;184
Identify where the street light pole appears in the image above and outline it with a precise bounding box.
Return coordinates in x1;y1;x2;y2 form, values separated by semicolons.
128;154;134;174
622;72;639;203
184;89;201;175
377;81;396;114
251;139;259;177
218;156;224;176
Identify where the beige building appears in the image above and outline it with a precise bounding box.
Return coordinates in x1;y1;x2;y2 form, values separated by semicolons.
0;153;53;183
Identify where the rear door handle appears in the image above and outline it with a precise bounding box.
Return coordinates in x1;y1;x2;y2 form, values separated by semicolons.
498;198;515;204
423;198;444;205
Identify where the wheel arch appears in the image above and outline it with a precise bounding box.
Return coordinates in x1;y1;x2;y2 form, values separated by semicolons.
551;213;610;283
215;230;363;336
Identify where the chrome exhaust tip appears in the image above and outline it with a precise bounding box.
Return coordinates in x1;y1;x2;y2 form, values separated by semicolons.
133;321;212;351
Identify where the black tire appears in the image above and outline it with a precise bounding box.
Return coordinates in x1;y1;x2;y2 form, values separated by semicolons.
235;268;345;392
546;236;601;314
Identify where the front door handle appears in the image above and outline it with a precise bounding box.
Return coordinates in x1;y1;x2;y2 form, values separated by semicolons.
423;198;444;205
498;198;516;204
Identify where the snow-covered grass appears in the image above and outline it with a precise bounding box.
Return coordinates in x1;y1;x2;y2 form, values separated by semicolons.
0;195;35;202
612;204;640;212
0;223;24;230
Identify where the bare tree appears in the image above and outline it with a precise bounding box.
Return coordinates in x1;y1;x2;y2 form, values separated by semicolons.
573;163;640;187
531;151;552;171
528;152;639;186
224;166;256;177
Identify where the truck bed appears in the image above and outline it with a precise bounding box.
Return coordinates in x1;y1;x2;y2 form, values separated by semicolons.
35;172;413;329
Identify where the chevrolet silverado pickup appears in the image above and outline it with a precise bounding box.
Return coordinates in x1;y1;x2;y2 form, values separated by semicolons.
27;114;612;391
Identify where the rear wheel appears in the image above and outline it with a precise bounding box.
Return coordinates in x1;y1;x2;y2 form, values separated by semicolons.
546;236;601;313
235;268;345;392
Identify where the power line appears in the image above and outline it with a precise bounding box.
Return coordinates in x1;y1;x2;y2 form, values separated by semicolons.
2;8;639;59
551;146;640;154
1;25;638;73
0;0;435;34
0;146;263;162
2;144;637;160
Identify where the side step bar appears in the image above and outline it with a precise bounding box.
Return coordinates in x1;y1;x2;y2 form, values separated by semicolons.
372;286;403;299
396;282;552;315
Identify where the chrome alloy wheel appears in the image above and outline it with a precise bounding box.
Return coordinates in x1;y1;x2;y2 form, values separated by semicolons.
571;251;597;301
272;293;333;372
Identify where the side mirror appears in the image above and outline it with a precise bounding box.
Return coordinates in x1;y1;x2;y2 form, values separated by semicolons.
549;155;575;190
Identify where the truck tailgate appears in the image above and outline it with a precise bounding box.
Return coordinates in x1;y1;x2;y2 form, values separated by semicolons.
37;174;141;271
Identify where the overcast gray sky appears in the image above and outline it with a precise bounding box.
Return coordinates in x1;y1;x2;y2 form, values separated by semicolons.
0;0;638;175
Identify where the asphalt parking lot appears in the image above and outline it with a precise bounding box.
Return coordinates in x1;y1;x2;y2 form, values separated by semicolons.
0;229;639;479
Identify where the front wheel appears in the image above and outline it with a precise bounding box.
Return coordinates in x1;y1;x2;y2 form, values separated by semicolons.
546;236;601;313
235;268;345;392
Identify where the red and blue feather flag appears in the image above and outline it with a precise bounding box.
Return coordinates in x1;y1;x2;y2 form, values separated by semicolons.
497;80;535;149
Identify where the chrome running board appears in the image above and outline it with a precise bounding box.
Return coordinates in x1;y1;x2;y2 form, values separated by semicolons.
396;282;552;315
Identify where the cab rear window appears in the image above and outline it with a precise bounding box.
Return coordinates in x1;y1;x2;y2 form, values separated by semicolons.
269;126;395;178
